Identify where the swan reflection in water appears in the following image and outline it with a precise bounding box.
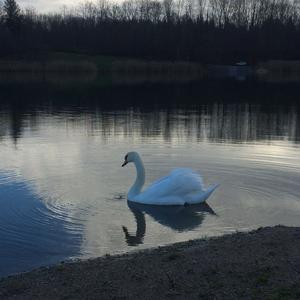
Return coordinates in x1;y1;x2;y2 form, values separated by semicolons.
122;201;216;246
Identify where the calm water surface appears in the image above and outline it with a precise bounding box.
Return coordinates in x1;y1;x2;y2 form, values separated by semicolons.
0;79;300;277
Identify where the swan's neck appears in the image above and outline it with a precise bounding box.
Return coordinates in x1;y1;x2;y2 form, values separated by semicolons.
128;156;145;199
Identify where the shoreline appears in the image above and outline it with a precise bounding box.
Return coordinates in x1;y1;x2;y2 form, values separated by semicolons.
0;225;299;299
0;54;205;77
1;54;300;76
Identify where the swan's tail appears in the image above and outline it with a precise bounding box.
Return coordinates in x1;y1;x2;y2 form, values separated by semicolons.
188;184;219;204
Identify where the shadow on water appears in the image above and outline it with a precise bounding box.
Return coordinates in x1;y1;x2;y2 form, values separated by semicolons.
122;201;216;246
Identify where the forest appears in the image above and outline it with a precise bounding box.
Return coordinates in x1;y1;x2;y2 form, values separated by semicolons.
0;0;300;64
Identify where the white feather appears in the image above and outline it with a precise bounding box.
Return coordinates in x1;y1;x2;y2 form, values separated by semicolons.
122;152;218;206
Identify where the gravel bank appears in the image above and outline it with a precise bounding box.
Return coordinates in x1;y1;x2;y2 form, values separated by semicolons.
0;226;299;300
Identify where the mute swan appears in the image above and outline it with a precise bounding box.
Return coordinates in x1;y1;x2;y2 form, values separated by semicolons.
122;152;219;205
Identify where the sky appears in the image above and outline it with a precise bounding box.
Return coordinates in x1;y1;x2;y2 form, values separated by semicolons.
18;0;94;13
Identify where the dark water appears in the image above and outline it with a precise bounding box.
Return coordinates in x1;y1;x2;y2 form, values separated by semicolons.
0;78;300;277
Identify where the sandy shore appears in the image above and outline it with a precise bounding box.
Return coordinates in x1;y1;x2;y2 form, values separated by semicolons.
0;226;299;300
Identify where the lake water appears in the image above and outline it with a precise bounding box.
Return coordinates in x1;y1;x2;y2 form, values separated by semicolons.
0;77;300;277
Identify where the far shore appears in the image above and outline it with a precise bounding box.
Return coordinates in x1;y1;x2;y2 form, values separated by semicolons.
1;53;300;78
0;225;299;299
0;53;205;78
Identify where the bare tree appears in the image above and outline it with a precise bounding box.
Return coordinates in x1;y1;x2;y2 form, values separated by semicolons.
163;0;175;22
121;0;139;20
96;0;110;21
293;0;300;23
76;1;97;21
149;1;163;23
184;0;196;20
110;3;122;20
196;0;207;20
247;0;259;27
209;0;233;26
230;0;248;26
175;0;185;19
274;0;294;23
23;6;37;22
0;1;4;23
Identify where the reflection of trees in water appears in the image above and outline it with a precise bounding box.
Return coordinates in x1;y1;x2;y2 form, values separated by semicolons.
0;104;40;144
94;105;300;143
0;103;299;144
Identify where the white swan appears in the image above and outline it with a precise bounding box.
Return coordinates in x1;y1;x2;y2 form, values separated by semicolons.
122;152;219;205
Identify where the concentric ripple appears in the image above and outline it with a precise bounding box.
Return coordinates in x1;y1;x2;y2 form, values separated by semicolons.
0;176;83;277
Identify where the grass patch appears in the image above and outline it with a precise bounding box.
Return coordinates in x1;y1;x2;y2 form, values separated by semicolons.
47;52;117;72
0;60;97;73
112;60;204;76
257;60;300;74
0;52;205;77
0;52;113;73
46;60;97;72
268;287;299;300
255;271;270;285
1;280;28;296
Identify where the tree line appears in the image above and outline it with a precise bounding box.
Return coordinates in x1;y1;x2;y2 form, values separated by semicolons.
0;0;300;63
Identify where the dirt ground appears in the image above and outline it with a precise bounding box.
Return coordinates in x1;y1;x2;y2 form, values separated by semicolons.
0;225;299;300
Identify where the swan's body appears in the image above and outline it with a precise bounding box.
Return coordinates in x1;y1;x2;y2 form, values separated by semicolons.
122;152;218;205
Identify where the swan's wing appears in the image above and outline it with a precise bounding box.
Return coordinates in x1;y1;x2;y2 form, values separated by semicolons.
142;168;204;200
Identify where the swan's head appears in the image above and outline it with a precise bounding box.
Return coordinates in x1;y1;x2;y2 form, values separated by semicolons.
122;151;140;167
